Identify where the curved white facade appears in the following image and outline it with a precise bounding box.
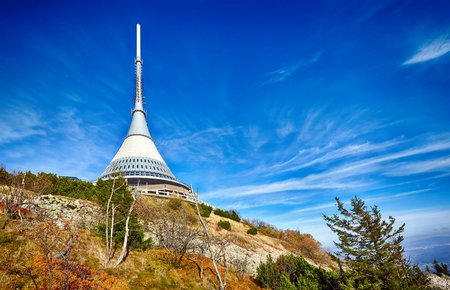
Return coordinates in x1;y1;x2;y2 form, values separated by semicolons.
112;135;164;162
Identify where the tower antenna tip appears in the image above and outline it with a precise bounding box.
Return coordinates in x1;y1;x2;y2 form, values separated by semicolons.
136;24;141;59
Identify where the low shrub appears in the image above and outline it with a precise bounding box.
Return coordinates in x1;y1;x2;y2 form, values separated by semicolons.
256;254;341;290
213;208;240;222
217;220;231;231
97;216;152;251
195;203;213;217
247;228;258;235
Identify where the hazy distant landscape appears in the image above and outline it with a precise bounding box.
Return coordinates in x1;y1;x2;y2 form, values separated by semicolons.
405;236;450;267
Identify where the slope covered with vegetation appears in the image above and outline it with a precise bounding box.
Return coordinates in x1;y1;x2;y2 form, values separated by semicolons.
0;168;441;289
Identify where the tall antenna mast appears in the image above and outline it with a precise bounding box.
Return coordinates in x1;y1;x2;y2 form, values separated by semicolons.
136;23;141;59
134;23;144;111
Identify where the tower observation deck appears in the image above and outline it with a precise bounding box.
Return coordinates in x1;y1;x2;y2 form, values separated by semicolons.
100;24;193;201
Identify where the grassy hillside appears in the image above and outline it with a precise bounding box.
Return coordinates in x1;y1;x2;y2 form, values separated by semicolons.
0;168;336;289
1;168;435;289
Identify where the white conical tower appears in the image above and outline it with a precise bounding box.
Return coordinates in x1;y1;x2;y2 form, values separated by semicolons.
101;24;191;199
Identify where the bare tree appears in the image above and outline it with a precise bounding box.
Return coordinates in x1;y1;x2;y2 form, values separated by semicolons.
101;176;138;268
150;198;201;267
28;218;75;290
103;177;126;267
194;191;225;290
2;172;27;222
114;191;137;267
230;252;250;279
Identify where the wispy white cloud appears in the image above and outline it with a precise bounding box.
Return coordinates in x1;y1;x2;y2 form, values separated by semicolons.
224;192;317;210
298;136;450;184
276;121;295;138
1;104;117;180
205;175;368;198
274;188;431;221
268;139;401;175
261;53;321;86
403;35;450;65
394;208;450;237
158;126;239;163
205;135;450;198
385;156;450;176
276;207;450;248
292;202;336;214
0;107;47;144
242;108;381;177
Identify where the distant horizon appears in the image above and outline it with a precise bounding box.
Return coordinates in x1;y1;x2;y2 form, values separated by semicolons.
1;0;449;263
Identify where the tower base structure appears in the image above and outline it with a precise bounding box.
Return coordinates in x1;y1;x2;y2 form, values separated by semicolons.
133;182;195;202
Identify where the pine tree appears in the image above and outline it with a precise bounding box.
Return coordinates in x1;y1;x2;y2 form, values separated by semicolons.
433;259;450;277
323;197;429;289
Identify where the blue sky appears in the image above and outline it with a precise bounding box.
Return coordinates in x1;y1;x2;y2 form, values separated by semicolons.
1;0;450;256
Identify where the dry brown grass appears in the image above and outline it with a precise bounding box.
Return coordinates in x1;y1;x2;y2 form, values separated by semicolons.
0;211;262;290
280;230;333;267
0;214;129;289
113;249;263;290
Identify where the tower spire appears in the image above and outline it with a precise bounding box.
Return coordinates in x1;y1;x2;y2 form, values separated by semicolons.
136;23;141;59
134;23;144;111
125;23;151;139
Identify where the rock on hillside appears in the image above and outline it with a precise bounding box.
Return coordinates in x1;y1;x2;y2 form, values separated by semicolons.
428;274;450;290
29;194;102;229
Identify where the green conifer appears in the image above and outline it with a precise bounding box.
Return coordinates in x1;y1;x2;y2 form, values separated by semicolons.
323;197;429;289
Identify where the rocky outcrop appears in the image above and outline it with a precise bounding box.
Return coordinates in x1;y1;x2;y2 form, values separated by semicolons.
29;194;102;229
428;274;450;290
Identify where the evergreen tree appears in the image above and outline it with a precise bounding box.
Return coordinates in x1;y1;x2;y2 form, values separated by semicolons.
323;197;429;289
433;259;450;277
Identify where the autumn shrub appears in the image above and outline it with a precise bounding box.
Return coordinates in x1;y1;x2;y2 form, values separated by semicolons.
280;230;332;265
29;255;129;289
247;227;258;235
250;219;283;239
217;220;231;231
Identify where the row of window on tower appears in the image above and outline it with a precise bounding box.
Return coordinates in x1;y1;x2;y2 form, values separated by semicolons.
107;157;171;175
103;171;175;180
114;163;168;173
115;157;164;166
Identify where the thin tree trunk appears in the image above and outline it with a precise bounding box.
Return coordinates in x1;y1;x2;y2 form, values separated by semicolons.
109;205;115;260
104;179;116;267
114;193;136;267
194;191;224;290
